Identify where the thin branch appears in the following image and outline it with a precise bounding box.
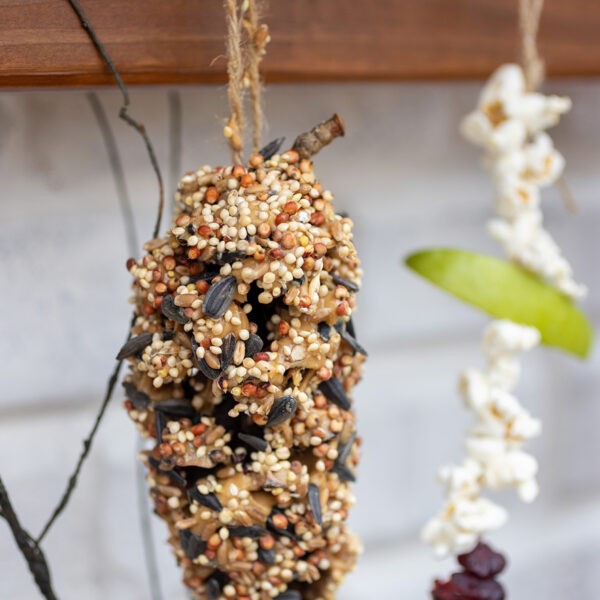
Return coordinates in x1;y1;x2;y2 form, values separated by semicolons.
0;4;167;598
168;91;183;215
66;0;164;238
87;92;139;256
89;88;164;599
0;476;58;600
136;437;163;600
292;113;346;159
37;314;136;544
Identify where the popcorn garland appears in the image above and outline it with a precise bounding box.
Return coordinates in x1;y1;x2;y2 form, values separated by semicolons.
423;64;589;595
462;64;586;299
422;320;540;557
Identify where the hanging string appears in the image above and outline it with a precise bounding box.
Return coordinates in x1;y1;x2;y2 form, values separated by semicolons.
224;0;269;162
244;0;270;152
519;0;545;92
224;0;245;164
519;0;577;213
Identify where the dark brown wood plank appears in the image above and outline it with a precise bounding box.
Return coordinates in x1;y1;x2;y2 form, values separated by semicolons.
1;0;600;87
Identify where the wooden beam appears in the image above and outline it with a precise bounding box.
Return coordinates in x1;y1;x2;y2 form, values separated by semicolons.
1;0;600;87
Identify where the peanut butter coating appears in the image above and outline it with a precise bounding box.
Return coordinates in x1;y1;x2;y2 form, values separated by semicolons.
122;146;365;600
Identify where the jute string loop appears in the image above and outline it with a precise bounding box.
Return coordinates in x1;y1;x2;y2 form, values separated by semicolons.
519;0;545;91
224;0;270;163
519;0;577;212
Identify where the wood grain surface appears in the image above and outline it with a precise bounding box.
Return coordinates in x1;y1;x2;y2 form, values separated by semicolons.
1;0;599;87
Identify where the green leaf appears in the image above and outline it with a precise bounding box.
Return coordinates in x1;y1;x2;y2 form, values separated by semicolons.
405;248;593;359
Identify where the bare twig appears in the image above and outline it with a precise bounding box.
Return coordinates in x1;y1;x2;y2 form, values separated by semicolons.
35;0;167;543
87;92;139;256
0;476;58;600
37;314;135;544
168;91;183;214
91;88;164;600
292;113;346;159
136;437;163;600
1;4;166;598
66;0;164;238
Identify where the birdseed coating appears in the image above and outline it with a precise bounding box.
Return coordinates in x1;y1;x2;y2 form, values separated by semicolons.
121;145;365;600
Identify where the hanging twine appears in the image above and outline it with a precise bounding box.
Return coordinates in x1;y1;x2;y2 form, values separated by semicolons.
224;0;270;163
519;0;545;91
244;0;270;152
224;0;245;164
519;0;577;212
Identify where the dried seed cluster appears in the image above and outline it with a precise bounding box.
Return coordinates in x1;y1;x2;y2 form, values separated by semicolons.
120;143;366;600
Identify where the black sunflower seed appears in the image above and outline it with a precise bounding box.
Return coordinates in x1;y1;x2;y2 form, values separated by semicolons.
212;250;247;265
331;462;356;482
198;358;221;379
331;273;360;292
166;468;186;486
266;396;297;427
340;329;368;356
275;590;302;600
267;511;298;540
191;337;221;379
155;410;166;444
188;487;223;512
318;379;351;411
206;578;221;600
116;332;153;360
203;275;237;319
179;529;207;560
161;295;189;324
258;547;276;564
318;322;332;342
187;534;206;559
238;432;269;452
189;269;219;283
209;448;227;463
147;456;186;486
308;483;322;526
178;528;191;555
264;478;285;490
244;333;264;357
154;398;196;418
229;525;267;538
122;381;151;410
259;137;285;160
346;316;356;338
337;432;356;466
163;329;176;341
220;333;236;371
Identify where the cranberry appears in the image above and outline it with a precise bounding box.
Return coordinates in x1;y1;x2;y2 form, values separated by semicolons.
432;541;507;600
458;543;507;579
432;579;458;600
451;573;505;600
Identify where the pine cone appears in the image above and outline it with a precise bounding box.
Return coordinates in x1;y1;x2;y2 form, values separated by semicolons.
120;142;365;600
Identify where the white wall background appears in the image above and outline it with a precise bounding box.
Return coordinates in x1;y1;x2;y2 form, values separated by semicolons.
0;81;599;599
